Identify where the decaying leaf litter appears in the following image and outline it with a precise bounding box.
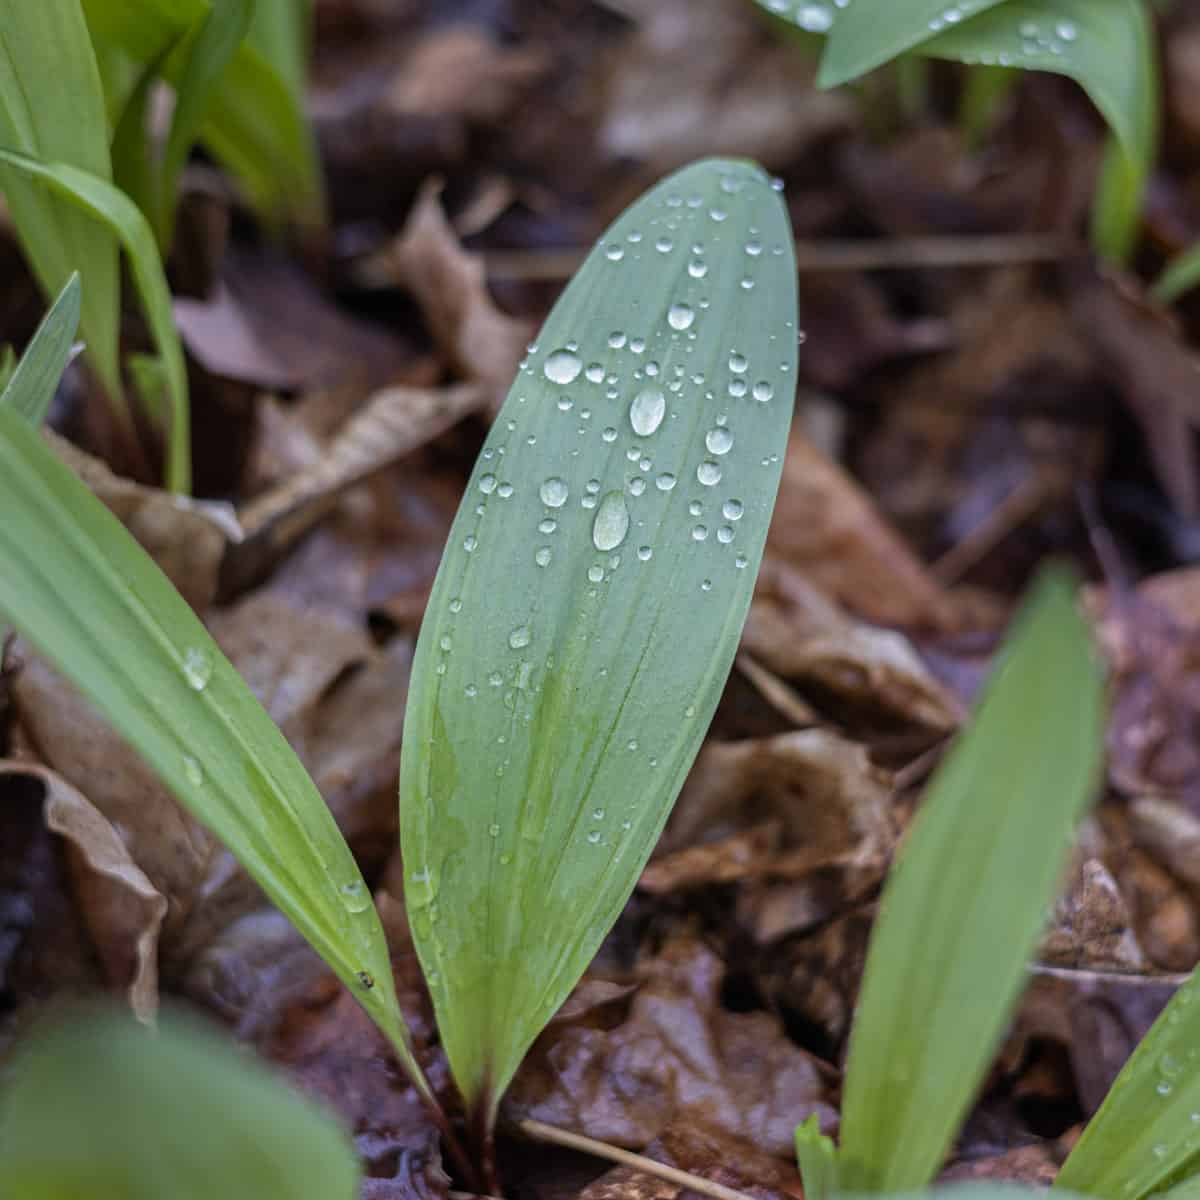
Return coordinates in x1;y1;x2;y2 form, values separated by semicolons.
5;0;1200;1196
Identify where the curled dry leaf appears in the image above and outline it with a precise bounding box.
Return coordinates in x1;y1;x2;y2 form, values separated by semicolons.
768;431;958;630
0;760;166;1021
745;560;962;733
1040;854;1145;971
503;938;836;1159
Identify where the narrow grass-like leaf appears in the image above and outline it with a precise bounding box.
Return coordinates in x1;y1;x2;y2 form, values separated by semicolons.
0;403;432;1110
0;149;191;493
0;1010;359;1199
0;0;123;415
248;0;311;114
795;1114;838;1200
1056;967;1200;1199
1152;241;1200;306
83;0;324;229
837;567;1105;1193
0;274;81;428
400;158;798;1129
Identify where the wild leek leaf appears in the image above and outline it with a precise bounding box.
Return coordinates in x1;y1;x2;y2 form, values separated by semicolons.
399;157;798;1131
1056;968;1200;1199
837;567;1105;1193
0;1010;359;1200
0;1;123;417
0;402;432;1110
248;0;312;120
0;273;81;428
83;0;324;229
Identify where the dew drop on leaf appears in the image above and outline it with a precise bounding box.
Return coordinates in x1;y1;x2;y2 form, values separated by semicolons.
540;477;569;507
667;303;695;331
697;461;722;486
509;625;532;650
705;427;733;455
183;648;211;692
339;880;370;913
629;387;666;436
592;491;630;551
544;348;582;384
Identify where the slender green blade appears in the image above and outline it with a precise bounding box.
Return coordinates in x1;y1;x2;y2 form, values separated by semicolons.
0;0;122;408
0;1010;359;1199
400;158;798;1121
838;567;1105;1192
0;149;190;494
0;403;430;1105
248;0;311;114
1152;240;1200;305
795;1114;838;1200
83;0;324;229
1057;968;1200;1199
0;274;81;428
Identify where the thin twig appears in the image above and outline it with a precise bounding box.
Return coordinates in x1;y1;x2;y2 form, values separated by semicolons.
482;233;1070;283
518;1119;761;1200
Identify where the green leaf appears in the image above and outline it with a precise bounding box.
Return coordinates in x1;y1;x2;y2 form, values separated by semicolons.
1151;240;1200;305
0;273;81;428
248;0;312;113
795;1114;838;1200
0;1009;360;1199
0;402;433;1110
1056;968;1200;1198
83;0;324;229
837;566;1106;1192
0;148;191;493
399;157;798;1127
0;0;123;416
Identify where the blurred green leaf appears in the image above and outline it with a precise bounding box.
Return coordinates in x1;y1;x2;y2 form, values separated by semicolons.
1151;240;1200;305
795;1114;838;1200
0;1;123;417
248;0;311;111
83;0;323;229
0;148;191;492
0;273;81;428
0;1009;360;1200
0;402;432;1109
837;566;1106;1192
400;158;798;1130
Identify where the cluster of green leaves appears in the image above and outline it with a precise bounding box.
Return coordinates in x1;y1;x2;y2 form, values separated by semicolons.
0;0;319;493
757;0;1159;263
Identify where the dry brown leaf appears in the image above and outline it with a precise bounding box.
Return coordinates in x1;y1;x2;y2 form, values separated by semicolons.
939;1144;1060;1187
1040;854;1144;971
504;938;836;1158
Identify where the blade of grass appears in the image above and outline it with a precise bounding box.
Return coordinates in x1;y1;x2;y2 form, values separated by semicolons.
0;1009;361;1200
400;158;798;1141
0;274;81;428
0;402;437;1123
1151;241;1200;306
837;566;1106;1192
0;0;124;424
0;148;191;493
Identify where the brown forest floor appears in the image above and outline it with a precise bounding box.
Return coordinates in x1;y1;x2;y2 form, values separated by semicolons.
7;1;1200;1196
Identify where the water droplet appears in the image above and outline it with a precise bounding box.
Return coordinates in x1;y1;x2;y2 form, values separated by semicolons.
449;597;463;613
1154;1144;1168;1160
685;705;696;718
723;498;744;521
602;426;618;443
587;564;605;583
544;348;582;385
692;524;709;541
729;378;748;398
488;671;503;687
638;545;653;561
498;482;514;498
753;380;774;402
535;546;552;567
604;242;624;261
463;534;478;552
593;491;630;551
478;473;497;494
668;303;695;331
656;472;677;491
717;526;734;544
539;517;557;534
557;396;573;412
439;635;453;652
735;554;749;569
585;362;605;384
465;684;478;697
697;461;722;486
630;336;646;354
183;755;204;786
509;625;532;650
629;387;666;436
688;257;708;278
701;578;713;592
540;477;569;507
706;427;733;455
709;207;727;223
489;823;501;837
729;351;748;373
183;647;211;691
688;499;703;516
587;830;602;845
340;880;370;913
608;331;627;349
745;239;763;257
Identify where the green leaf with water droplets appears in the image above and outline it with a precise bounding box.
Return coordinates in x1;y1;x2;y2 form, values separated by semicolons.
1057;968;1200;1199
837;567;1105;1193
399;158;798;1128
0;401;434;1110
0;1009;360;1200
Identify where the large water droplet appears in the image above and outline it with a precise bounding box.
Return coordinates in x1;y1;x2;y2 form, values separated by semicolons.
509;625;532;649
729;351;748;374
629;387;666;436
535;546;552;567
753;380;774;402
723;498;744;521
544;348;582;384
183;648;211;692
592;491;630;551
340;880;370;913
540;477;569;507
183;754;204;786
655;472;677;492
697;461;722;486
478;473;498;494
667;303;695;331
705;427;733;455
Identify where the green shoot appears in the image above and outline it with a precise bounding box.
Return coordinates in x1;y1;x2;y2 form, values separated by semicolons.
0;274;81;428
1151;242;1200;306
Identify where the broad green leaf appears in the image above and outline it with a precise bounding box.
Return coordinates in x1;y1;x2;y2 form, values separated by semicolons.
1057;967;1200;1199
0;1;123;415
83;0;324;229
0;149;191;493
837;567;1105;1192
0;1010;359;1199
400;158;798;1127
0;274;81;428
0;403;433;1111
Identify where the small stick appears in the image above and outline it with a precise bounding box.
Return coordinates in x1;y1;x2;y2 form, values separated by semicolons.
518;1119;762;1200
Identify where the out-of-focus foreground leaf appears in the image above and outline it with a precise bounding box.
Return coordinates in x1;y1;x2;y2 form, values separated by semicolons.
0;402;431;1106
0;273;81;428
400;157;799;1128
836;567;1105;1193
0;149;190;493
0;1;123;416
248;0;311;113
83;0;324;229
0;1009;360;1200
